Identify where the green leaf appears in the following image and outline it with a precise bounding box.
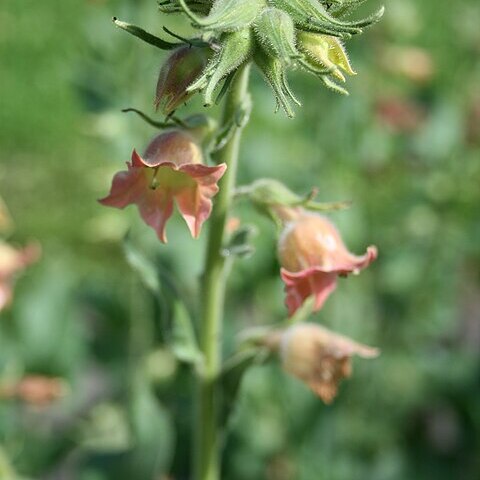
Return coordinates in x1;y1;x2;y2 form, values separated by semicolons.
171;301;203;366
78;403;132;454
220;348;270;425
222;225;257;259
122;233;161;295
129;377;175;477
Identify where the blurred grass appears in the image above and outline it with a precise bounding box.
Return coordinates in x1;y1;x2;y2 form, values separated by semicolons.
1;0;480;479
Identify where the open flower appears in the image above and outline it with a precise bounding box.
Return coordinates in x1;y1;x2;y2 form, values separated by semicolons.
0;242;40;312
278;211;377;315
272;323;379;403
99;130;226;243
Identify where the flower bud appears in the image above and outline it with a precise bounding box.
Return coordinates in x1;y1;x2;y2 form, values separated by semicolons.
254;8;299;65
278;212;377;315
298;32;356;82
155;46;210;115
270;323;379;403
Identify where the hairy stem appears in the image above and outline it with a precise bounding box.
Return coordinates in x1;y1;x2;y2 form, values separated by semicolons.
194;63;251;480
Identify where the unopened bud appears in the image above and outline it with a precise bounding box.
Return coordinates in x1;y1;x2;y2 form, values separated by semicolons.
155;46;210;114
254;8;299;65
298;32;356;83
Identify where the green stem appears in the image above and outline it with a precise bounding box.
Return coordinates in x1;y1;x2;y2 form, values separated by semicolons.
194;63;251;480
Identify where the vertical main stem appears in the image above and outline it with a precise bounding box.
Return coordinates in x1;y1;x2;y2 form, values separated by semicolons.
195;64;251;480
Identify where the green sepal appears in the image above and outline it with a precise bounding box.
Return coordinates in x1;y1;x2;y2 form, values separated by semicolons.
189;29;253;106
253;8;300;66
320;74;349;95
237;178;351;222
253;47;300;118
112;17;179;50
269;0;383;37
158;0;210;15
268;0;360;37
177;0;265;32
327;0;370;18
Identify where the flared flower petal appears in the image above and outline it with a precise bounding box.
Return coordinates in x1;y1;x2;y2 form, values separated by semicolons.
99;132;226;242
281;268;337;316
278;212;377;315
175;163;227;238
278;323;379;403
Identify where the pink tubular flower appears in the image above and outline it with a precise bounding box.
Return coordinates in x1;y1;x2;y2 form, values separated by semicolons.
0;242;40;312
99;130;226;243
278;212;377;316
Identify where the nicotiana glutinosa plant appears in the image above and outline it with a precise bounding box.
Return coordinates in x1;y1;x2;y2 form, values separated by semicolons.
102;1;384;478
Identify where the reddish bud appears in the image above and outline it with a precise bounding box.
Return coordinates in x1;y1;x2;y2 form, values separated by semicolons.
155;46;210;114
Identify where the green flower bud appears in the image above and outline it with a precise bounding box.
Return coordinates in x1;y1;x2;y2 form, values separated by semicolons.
177;0;266;32
253;8;300;66
298;32;356;82
254;48;300;118
155;45;211;114
189;29;253;106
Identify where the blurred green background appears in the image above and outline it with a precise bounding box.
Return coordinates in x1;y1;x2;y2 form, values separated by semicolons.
1;0;480;478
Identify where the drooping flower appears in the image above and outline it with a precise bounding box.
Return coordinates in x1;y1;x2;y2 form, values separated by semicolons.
99;130;226;243
270;323;379;403
278;211;377;315
0;242;40;312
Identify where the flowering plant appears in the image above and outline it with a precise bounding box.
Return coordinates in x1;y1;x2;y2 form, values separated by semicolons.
102;1;384;477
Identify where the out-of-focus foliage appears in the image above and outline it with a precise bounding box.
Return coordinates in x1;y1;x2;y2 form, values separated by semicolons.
1;0;479;479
